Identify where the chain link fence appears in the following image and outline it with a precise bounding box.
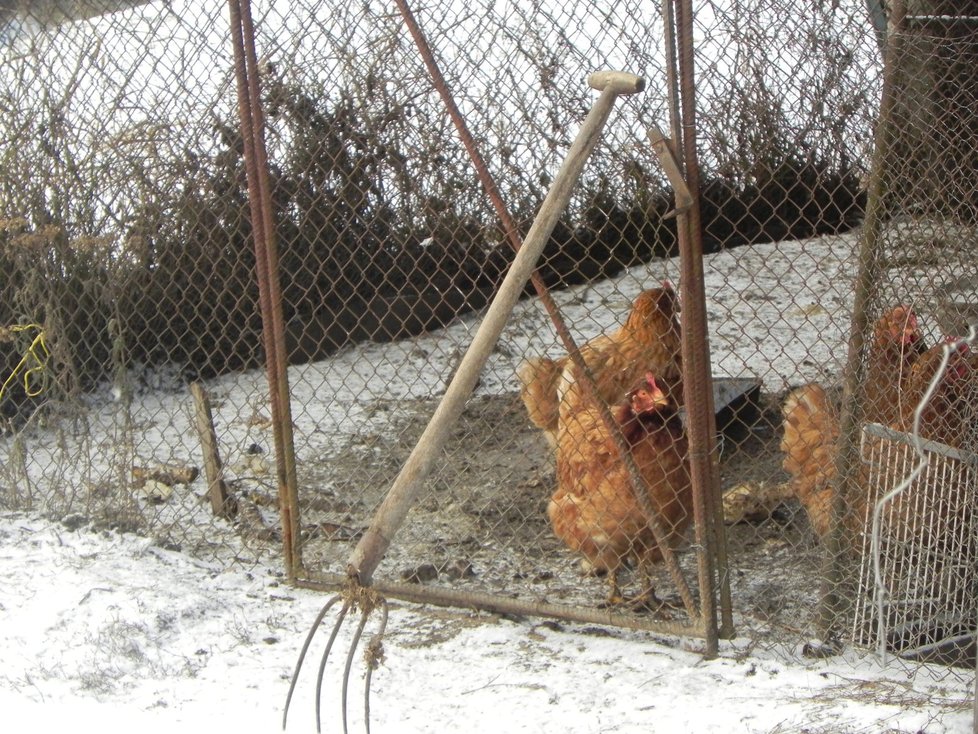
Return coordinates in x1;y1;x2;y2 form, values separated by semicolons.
1;0;975;692
802;4;978;683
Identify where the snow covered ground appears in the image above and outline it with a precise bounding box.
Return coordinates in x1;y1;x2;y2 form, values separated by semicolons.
1;229;976;732
0;510;973;733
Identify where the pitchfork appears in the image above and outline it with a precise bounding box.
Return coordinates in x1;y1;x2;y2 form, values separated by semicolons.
282;70;646;733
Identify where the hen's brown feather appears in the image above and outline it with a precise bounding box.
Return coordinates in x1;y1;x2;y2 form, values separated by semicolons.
897;340;977;448
516;356;563;446
518;285;682;448
780;305;929;539
556;287;682;418
550;375;691;601
864;305;928;426
780;383;840;539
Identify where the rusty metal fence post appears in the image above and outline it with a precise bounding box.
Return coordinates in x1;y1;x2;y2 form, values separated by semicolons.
669;0;733;653
815;0;911;640
229;0;301;579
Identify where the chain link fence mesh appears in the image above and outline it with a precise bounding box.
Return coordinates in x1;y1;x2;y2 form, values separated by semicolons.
0;0;975;691
800;6;978;684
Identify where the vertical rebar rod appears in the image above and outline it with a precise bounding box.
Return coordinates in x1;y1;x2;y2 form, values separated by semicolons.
817;0;908;637
662;0;683;174
228;0;302;579
672;0;729;655
391;0;608;361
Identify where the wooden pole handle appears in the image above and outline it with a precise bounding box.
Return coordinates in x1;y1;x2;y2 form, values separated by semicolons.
347;73;644;585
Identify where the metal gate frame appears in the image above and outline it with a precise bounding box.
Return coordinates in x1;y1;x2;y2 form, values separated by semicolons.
232;0;732;653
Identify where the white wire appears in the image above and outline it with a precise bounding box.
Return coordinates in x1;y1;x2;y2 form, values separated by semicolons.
870;325;977;661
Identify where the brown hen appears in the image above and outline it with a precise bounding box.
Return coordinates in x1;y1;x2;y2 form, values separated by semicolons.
864;304;929;426
780;305;928;539
549;373;692;605
517;284;682;448
896;338;976;448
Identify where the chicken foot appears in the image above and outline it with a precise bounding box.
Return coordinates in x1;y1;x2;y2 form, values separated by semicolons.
625;564;671;615
599;566;669;615
599;569;627;607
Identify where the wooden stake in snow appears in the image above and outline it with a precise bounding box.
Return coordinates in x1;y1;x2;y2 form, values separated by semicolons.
191;382;233;520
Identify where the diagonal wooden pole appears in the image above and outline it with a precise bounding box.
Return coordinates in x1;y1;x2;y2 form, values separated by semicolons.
389;1;702;622
347;71;647;587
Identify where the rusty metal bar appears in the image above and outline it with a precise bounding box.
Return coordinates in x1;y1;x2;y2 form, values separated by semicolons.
295;573;706;640
228;0;301;579
662;0;732;643
391;0;595;343
818;0;909;638
661;0;683;175
671;0;730;655
390;0;700;621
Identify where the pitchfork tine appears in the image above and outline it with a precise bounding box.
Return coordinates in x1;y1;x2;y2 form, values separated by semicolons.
282;593;345;730
363;600;389;734
340;605;372;734
315;598;354;733
283;586;388;733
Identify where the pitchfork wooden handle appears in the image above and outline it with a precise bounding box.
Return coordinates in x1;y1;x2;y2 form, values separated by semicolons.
346;71;646;586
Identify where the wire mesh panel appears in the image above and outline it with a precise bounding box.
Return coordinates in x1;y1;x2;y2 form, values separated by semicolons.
0;0;878;619
0;2;273;565
854;423;978;665
250;0;874;639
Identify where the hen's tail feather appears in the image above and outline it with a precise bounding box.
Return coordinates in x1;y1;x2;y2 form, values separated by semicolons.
781;383;840;539
518;356;565;435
